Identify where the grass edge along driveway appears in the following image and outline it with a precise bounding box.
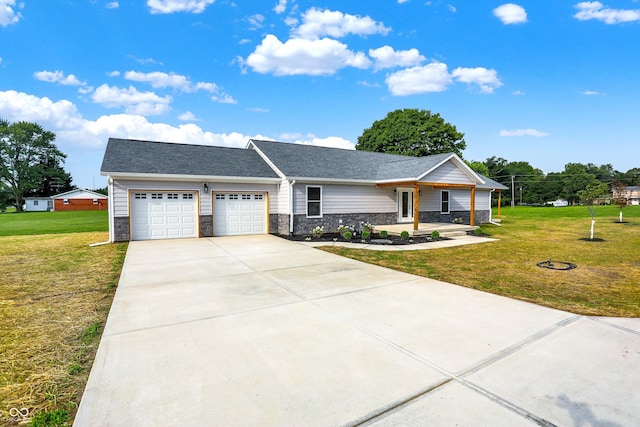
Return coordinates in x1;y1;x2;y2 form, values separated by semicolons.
1;210;126;427
322;206;640;317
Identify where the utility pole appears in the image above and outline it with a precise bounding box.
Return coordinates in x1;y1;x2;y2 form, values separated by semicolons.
511;175;515;208
520;186;523;205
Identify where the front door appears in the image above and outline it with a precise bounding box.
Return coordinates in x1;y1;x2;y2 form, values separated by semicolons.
398;189;413;223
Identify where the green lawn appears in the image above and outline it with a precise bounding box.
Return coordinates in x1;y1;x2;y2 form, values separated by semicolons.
0;211;124;426
0;210;108;236
323;205;640;317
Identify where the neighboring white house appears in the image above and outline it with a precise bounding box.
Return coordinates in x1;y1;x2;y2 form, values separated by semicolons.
549;199;569;207
24;197;53;212
618;186;640;205
100;138;508;242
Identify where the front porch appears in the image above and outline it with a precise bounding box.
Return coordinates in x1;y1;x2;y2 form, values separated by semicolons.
372;222;477;238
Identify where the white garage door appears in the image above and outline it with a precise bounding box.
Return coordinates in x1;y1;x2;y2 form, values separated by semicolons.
130;192;198;240
213;193;266;236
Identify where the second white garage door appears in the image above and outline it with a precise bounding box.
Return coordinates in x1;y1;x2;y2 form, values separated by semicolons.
213;193;266;236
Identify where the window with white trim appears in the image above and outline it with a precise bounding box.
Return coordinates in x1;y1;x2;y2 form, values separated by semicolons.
151;193;163;200
306;186;322;218
242;194;251;200
254;194;263;200
93;198;98;204
215;194;225;200
182;193;193;200
134;193;147;199
63;198;69;205
441;190;450;214
229;194;238;200
34;200;39;206
167;193;178;200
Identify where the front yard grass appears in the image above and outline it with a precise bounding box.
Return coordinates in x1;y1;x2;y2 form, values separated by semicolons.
0;232;126;426
0;211;108;237
322;205;640;317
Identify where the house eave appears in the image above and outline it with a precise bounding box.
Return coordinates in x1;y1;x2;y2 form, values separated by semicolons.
101;172;282;184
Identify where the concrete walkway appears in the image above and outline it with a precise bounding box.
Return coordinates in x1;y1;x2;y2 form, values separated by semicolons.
75;235;640;426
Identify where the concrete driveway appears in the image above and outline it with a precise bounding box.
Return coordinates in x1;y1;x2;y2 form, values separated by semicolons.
75;235;640;426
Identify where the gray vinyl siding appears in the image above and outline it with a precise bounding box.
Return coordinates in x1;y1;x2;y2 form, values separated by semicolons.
293;184;396;215
418;188;489;212
277;179;289;214
421;160;474;184
111;179;278;217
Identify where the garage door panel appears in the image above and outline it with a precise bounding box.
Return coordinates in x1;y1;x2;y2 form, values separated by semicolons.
131;192;198;240
214;193;266;236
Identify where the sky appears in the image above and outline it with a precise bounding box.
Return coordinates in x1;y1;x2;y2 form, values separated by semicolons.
1;0;639;189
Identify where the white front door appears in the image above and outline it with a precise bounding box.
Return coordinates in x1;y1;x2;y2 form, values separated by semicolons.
398;189;414;223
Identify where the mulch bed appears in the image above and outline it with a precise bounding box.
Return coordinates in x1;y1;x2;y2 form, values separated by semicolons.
277;232;449;246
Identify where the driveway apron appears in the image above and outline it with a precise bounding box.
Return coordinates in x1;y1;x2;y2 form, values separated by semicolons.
74;235;640;426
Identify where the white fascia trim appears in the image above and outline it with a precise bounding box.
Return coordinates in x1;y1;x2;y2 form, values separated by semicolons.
246;140;287;179
286;177;378;185
416;153;486;184
101;172;281;184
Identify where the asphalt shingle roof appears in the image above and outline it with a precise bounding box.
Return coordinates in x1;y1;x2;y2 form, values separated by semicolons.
250;139;454;181
101;138;279;179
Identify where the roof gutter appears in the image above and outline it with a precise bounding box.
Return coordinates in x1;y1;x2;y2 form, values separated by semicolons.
100;172;281;183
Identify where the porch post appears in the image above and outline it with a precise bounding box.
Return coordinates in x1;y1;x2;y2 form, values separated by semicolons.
413;183;419;231
470;186;476;226
497;190;501;219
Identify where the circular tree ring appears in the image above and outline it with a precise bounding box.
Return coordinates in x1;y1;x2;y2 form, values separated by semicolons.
536;260;577;270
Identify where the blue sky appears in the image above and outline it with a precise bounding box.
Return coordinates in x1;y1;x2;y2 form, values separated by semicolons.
1;0;639;188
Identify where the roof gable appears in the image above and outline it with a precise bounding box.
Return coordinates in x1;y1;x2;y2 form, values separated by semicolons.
101;138;279;179
53;189;107;199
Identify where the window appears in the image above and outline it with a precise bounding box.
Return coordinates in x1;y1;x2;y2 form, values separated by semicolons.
254;194;263;200
151;193;163;200
134;193;147;199
34;200;39;206
63;198;69;205
306;186;322;218
242;194;251;200
229;194;238;200
215;194;225;200
441;190;450;214
93;198;98;204
167;193;178;200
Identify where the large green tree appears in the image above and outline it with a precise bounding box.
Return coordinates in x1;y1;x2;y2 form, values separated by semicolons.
0;119;66;212
356;109;466;158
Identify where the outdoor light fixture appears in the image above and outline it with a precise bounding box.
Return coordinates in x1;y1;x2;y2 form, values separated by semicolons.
203;182;209;192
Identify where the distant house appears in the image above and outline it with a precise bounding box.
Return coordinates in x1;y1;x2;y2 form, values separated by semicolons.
549;199;569;207
24;197;53;212
614;186;640;205
53;189;108;211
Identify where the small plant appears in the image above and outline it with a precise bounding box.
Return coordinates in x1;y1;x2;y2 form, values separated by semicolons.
337;224;349;235
379;230;388;238
474;227;488;236
431;230;440;240
80;321;101;345
29;409;70;427
68;361;83;375
400;230;410;240
311;225;324;239
304;236;312;241
333;237;338;242
361;220;374;233
342;230;353;240
361;230;371;240
453;217;463;224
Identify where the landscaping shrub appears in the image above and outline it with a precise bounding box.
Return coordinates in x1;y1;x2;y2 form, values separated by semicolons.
361;230;371;240
311;226;324;239
342;231;353;240
431;230;440;239
379;230;388;238
400;231;410;240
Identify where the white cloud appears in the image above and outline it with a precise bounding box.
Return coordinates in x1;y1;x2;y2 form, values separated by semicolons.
239;38;252;45
511;90;525;95
124;70;190;90
0;90;264;149
499;128;549;137
357;80;380;88
369;45;425;70
178;111;198;121
192;81;219;92
398;0;409;3
106;1;119;9
247;107;270;113
385;62;452;96
147;0;214;14
244;34;371;76
34;70;85;86
108;70;121;77
583;90;605;95
0;90;85;130
452;67;503;93
293;8;391;39
273;0;286;14
91;84;172;116
294;135;355;150
573;1;640;24
0;0;21;27
493;3;528;24
247;14;264;30
211;93;237;104
448;4;456;13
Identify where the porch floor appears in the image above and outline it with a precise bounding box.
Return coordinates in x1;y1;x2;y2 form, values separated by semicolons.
372;222;477;237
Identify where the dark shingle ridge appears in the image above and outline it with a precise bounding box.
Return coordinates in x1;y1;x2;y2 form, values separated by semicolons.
101;138;279;178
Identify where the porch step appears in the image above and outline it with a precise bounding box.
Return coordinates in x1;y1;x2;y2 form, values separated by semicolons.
439;231;470;238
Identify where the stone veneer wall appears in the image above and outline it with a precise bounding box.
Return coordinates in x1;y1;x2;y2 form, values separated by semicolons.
199;215;213;237
113;217;130;242
291;212;397;235
270;214;290;235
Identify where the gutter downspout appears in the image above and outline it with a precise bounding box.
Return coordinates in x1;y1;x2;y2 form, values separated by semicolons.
289;180;296;234
489;189;502;226
91;177;114;246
